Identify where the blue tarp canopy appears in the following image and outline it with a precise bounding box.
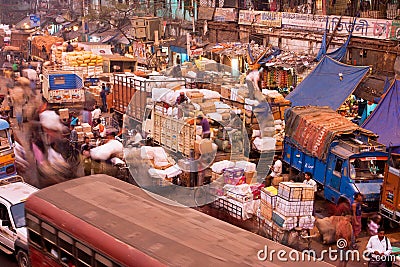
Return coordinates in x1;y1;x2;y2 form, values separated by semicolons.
362;80;400;150
285;56;370;111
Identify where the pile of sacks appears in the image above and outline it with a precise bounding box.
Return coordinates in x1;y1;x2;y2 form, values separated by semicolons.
64;51;103;67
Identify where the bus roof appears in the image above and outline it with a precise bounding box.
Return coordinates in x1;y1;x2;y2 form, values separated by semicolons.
0;182;38;205
26;175;333;267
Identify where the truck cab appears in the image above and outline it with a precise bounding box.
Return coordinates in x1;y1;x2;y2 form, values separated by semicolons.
284;137;388;212
0;176;38;267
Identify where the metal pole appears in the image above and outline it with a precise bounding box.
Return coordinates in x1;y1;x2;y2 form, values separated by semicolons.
82;0;86;42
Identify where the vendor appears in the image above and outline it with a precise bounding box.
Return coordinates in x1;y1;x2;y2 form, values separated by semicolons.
175;92;188;105
196;115;210;139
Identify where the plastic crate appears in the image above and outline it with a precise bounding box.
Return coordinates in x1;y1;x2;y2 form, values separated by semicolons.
223;167;244;179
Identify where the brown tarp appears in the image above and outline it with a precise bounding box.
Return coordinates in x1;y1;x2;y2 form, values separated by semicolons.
285;106;376;161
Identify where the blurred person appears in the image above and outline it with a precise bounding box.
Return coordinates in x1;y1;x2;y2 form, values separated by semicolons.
368;214;382;236
175;91;188;105
100;84;107;112
335;197;352;216
105;83;111;94
81;136;92;176
66;41;74;52
93;118;106;138
81;107;92;126
69;125;78;147
6;90;13;118
70;112;79;126
352;192;363;242
92;105;101;122
336;215;353;267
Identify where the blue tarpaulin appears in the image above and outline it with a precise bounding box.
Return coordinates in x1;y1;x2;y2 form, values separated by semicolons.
362;80;400;150
285;56;370;111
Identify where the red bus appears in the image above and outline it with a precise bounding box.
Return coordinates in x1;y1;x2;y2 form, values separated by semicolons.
25;174;332;267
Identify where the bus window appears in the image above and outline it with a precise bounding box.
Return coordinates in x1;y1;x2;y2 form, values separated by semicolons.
41;222;57;258
76;242;92;266
0;129;10;151
58;232;74;266
26;213;42;248
95;254;112;267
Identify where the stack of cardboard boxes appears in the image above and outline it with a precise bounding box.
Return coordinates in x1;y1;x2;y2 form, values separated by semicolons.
259;182;315;242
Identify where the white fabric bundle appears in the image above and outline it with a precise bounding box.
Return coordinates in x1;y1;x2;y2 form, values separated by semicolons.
211;160;235;174
90;140;123;161
199;89;221;99
206;112;222;122
140;146;154;159
253;137;276;151
39;111;64;132
235;161;257;172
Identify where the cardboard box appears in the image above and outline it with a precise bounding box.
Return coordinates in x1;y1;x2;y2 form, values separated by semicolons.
81;123;92;133
244;171;256;184
299;201;314;216
272;211;297;231
276;196;302;217
59;108;69;119
74;126;83;132
261;188;277;208
221;86;231;99
194;139;214;154
260;200;273;220
85;132;94;139
278;182;304;201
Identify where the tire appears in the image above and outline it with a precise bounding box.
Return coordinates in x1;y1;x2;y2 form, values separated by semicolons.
16;249;30;267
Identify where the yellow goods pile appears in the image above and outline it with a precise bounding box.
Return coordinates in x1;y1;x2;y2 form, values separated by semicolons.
65;51;103;67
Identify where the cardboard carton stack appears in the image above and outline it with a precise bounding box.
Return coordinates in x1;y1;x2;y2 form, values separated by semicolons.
258;182;315;241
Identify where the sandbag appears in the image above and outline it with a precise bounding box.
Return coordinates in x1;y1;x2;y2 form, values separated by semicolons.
90;140;123;161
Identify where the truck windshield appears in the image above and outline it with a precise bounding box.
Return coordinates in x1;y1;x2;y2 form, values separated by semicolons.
0;129;11;151
350;158;386;179
10;202;25;228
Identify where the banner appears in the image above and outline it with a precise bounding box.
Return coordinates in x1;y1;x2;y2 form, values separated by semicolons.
238;10;282;27
214;8;237;22
281;12;326;31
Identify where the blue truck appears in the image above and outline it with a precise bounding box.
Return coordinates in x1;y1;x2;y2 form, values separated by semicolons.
283;106;388;212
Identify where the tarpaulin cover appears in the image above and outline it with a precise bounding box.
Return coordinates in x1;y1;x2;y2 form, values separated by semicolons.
362;80;400;150
285;106;376;161
286;56;370;111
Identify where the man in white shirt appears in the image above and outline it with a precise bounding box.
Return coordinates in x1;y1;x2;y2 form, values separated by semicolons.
91;105;101;121
303;172;317;192
366;229;392;267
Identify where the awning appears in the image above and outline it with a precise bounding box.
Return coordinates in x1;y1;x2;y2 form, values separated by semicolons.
286;56;370;111
101;35;117;43
170;45;187;54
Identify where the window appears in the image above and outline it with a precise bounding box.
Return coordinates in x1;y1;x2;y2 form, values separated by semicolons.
76;242;92;266
26;213;42;248
10;202;25;228
334;158;343;176
95;254;112;267
0;130;10;151
42;222;58;258
59;232;74;266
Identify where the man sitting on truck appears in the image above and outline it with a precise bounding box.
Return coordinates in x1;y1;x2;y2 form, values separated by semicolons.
265;157;283;186
175;92;188;106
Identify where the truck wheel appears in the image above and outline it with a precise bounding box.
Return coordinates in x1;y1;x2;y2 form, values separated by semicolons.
17;249;30;267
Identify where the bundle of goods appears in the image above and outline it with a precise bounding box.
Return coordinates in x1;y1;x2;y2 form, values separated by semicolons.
32;36;64;57
210;160;257;184
262;89;286;103
90;140;123;161
285;106;376;161
140;146;176;169
64;51;103;67
74;125;94;141
273;119;285;147
252;137;276;151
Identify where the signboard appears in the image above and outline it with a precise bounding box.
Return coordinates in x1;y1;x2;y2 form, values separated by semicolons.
281;12;326;31
189;48;203;57
214;8;237;22
239;10;282;27
132;41;147;65
29;14;41;28
390;20;400;40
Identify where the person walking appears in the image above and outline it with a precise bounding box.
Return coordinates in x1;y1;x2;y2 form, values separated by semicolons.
6;91;13;118
81;136;92;176
81;107;92;126
100;84;107;112
368;214;382;236
92;105;101;123
352;192;363;242
366;229;392;267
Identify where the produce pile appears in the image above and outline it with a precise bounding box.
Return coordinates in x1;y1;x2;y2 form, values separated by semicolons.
64;51;104;67
32;36;63;53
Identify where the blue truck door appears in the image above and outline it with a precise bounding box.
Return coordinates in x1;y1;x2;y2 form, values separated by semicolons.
324;154;343;203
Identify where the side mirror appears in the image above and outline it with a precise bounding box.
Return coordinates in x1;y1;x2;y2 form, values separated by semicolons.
1;220;10;227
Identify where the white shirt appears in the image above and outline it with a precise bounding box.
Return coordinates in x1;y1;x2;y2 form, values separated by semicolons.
134;132;142;144
304;179;317;192
92;108;101;120
366;235;392;259
270;159;282;177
